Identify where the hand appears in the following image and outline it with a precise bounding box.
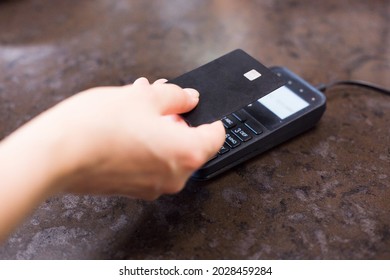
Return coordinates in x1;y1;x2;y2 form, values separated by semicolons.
36;78;225;200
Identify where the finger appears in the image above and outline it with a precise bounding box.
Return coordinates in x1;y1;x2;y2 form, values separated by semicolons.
153;78;168;85
133;77;150;86
152;83;200;115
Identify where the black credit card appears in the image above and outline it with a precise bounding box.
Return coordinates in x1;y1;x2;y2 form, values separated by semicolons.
169;49;286;126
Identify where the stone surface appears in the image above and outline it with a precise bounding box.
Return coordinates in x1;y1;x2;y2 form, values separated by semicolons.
0;0;389;259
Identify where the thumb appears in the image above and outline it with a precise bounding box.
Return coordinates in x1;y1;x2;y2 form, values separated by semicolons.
152;83;200;115
191;120;226;160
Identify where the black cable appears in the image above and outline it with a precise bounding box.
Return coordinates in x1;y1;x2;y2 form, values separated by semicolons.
316;80;390;96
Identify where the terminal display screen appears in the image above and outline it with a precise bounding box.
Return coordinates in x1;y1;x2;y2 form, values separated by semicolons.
258;86;309;119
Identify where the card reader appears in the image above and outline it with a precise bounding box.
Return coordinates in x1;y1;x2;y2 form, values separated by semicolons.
192;66;326;180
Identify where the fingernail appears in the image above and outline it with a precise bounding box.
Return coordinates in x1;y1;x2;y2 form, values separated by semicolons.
184;88;200;99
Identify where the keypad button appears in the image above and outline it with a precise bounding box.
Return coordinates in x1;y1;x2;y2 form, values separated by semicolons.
232;109;249;122
244;119;263;135
232;126;252;142
221;116;236;128
218;144;230;155
225;133;240;148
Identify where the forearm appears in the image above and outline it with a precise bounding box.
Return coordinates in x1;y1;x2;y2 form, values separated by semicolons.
0;116;68;242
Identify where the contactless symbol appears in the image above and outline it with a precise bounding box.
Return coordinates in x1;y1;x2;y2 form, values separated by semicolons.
244;69;262;81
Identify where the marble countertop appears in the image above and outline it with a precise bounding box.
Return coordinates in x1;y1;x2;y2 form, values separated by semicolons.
0;0;389;259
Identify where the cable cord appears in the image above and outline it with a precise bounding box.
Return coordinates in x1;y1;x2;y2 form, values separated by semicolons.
316;80;390;96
